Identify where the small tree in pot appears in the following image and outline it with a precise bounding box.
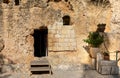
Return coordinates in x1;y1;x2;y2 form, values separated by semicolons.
84;32;104;58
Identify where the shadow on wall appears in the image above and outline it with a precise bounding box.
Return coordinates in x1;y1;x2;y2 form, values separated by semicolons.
82;64;120;78
3;0;10;4
96;23;110;53
0;53;17;75
3;0;19;5
90;0;110;7
47;0;62;2
0;9;3;16
0;39;4;52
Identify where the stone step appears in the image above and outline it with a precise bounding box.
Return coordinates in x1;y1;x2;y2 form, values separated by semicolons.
30;61;49;66
31;65;49;67
31;59;48;62
30;67;50;72
30;57;52;74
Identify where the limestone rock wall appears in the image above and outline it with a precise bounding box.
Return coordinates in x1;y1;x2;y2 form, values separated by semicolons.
110;0;120;33
0;0;120;73
48;25;76;51
0;2;3;36
108;0;120;66
0;1;4;52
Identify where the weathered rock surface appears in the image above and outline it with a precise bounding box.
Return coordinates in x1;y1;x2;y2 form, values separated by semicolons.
0;0;120;76
0;39;4;52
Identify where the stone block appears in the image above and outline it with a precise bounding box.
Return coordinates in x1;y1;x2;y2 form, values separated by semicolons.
70;30;75;35
64;26;73;30
73;47;76;50
62;43;68;47
65;47;69;50
64;39;69;42
59;39;64;43
53;38;58;43
96;53;103;71
61;29;67;34
67;34;71;38
48;47;53;51
111;66;119;75
67;30;71;34
99;66;111;74
51;29;56;33
48;39;53;43
48;42;52;47
98;60;119;75
99;60;117;66
90;58;96;70
55;34;61;38
48;34;54;38
53;46;57;51
58;43;62;47
56;26;62;30
57;47;62;51
72;42;76;46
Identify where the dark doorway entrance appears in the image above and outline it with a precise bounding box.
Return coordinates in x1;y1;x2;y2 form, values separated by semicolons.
33;26;48;57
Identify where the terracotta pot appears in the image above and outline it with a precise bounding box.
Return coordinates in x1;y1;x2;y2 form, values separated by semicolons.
104;55;110;60
90;47;100;58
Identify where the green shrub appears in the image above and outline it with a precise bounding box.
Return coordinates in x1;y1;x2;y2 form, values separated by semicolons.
83;32;104;47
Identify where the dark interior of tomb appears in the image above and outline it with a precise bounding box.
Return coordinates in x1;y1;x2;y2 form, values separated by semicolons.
33;27;48;57
54;0;61;2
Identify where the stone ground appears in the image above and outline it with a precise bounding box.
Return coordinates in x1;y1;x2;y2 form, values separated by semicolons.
0;69;120;78
30;70;120;78
84;70;120;78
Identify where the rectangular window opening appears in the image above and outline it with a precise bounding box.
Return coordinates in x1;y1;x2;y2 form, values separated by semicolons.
15;0;19;5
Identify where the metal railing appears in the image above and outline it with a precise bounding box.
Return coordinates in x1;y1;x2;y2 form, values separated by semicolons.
109;50;120;64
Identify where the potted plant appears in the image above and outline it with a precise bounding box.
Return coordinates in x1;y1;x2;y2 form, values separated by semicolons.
83;32;104;58
103;52;109;60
